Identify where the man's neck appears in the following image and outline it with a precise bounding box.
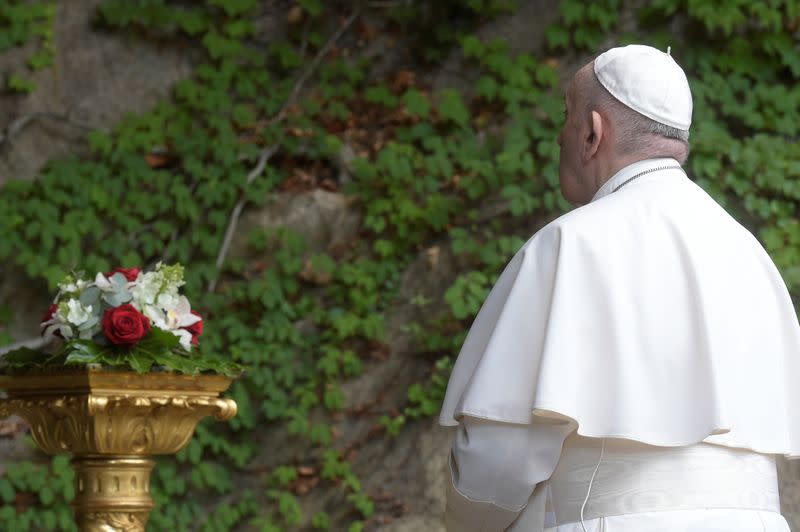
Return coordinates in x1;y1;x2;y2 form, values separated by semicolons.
592;154;658;194
590;156;683;203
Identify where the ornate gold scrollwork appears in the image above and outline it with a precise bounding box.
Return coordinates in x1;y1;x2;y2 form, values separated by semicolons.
78;512;148;532
0;371;237;532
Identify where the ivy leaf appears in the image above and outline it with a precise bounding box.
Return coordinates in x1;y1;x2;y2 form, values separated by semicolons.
202;31;243;60
439;89;470;127
475;75;498;101
0;478;14;503
402;89;430;118
177;10;209;35
461;35;484;58
299;0;324;17
38;485;55;505
365;85;399;108
27;49;53;70
8;74;36;94
208;0;257;16
545;26;570;50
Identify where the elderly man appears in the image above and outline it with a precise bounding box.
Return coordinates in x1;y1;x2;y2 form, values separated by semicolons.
439;45;799;531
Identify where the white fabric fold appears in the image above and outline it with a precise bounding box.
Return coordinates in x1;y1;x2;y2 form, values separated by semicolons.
446;416;577;532
439;158;800;458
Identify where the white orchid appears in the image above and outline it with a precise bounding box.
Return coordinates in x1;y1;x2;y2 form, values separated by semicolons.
156;292;179;312
146;296;201;351
41;303;73;342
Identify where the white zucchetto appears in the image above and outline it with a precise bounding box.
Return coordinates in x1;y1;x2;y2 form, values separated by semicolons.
594;44;693;131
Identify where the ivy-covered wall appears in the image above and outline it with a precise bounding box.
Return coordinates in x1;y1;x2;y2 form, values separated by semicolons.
0;1;799;530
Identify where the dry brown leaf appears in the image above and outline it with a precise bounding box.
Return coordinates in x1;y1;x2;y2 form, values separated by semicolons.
425;245;440;269
144;152;170;168
299;257;333;285
287;5;304;24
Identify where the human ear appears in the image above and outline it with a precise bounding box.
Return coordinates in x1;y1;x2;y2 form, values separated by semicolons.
583;110;603;161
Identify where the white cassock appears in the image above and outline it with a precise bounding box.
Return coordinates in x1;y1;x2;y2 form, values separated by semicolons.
439;157;800;531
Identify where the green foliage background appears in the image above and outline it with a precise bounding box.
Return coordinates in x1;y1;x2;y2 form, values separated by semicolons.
0;0;798;530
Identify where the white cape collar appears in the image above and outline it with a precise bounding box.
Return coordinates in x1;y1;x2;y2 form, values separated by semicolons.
591;157;683;203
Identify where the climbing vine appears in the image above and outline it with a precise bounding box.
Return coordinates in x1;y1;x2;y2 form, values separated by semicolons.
0;0;55;93
0;0;798;530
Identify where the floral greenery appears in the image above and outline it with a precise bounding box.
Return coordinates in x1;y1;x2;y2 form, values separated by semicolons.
1;264;239;376
0;0;798;530
1;327;238;377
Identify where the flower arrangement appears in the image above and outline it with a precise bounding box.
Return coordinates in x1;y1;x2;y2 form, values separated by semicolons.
2;263;238;375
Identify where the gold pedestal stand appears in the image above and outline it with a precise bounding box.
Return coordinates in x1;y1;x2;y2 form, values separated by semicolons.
0;369;237;532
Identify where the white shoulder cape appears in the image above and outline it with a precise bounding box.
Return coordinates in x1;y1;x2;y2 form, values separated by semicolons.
439;159;800;457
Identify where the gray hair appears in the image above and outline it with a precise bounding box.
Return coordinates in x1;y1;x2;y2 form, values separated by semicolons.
584;68;690;163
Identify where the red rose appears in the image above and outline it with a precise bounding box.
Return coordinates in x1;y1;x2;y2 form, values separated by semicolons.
102;304;151;346
106;267;141;282
41;304;57;324
184;310;203;346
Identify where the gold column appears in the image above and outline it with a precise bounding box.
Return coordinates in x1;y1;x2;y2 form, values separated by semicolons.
0;369;237;532
72;456;155;531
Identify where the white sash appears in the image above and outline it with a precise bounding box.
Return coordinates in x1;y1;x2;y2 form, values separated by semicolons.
547;435;781;526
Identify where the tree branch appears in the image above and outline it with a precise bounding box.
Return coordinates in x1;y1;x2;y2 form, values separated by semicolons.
0;112;98;147
207;145;280;293
269;8;362;125
207;8;364;292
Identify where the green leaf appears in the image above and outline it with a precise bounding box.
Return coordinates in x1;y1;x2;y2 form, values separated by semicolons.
139;327;181;352
545;25;570;50
208;0;258;16
38;485;54;505
63;340;115;365
150;350;199;374
0;478;15;503
312;511;331;529
299;0;323;17
439;89;470;127
365;85;399;108
1;347;48;369
461;35;485;58
475;75;498;101
402;89;430;118
8;74;36;93
64;349;100;365
126;348;155;374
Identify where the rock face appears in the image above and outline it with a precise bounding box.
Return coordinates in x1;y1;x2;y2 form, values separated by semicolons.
232;189;361;258
1;2;799;531
0;0;198;185
779;458;800;531
0;0;199;482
